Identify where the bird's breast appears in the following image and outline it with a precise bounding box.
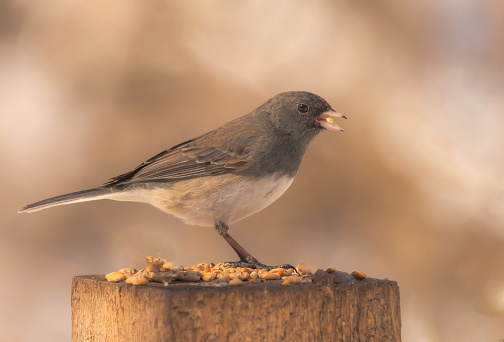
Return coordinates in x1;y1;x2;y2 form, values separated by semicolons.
135;174;295;227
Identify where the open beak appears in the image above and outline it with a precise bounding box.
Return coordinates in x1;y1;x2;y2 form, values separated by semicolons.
316;109;346;131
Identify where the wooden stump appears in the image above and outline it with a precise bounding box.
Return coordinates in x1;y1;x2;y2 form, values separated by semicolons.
72;273;401;341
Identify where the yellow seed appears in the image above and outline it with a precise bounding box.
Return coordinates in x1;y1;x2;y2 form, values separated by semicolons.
326;267;336;273
219;274;231;282
126;275;148;285
351;270;366;280
297;264;310;275
229;278;243;286
118;268;136;277
282;279;291;285
260;272;281;280
105;272;126;282
130;277;149;285
270;268;286;277
202;273;216;282
250;272;258;279
325;116;334;123
249;279;255;283
285;275;302;284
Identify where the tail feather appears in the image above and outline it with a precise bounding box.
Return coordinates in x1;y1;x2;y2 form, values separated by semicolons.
18;187;113;213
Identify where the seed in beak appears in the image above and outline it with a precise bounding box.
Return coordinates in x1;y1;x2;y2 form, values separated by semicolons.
325;117;334;124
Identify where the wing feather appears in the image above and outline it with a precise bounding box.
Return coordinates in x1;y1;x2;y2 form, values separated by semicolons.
104;138;250;186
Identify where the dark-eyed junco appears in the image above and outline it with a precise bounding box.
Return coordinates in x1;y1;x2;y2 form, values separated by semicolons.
19;91;345;267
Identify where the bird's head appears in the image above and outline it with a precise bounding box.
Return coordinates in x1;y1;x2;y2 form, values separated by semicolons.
262;91;346;139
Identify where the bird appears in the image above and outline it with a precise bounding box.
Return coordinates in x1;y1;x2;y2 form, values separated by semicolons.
19;91;346;268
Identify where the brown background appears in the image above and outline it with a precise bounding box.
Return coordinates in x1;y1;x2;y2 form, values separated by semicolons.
1;1;503;341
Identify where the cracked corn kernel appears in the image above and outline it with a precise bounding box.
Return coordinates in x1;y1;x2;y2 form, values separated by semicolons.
105;272;126;282
229;278;243;286
260;272;281;280
130;277;149;285
126;274;148;285
270;268;286;277
218;274;231;282
228;272;241;280
119;268;136;277
145;257;166;273
325;116;334;123
202;273;216;282
351;270;366;280
296;264;310;276
285;275;302;284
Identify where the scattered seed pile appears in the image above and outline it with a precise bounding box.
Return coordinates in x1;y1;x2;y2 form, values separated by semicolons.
105;256;367;286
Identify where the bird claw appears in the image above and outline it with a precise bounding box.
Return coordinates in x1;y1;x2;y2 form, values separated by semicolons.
223;260;267;269
223;261;299;274
267;263;299;274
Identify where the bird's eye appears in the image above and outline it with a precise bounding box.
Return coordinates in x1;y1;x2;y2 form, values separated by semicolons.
297;103;309;113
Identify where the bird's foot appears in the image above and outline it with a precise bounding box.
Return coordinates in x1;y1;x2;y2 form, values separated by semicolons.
223;256;267;270
223;260;298;274
265;263;298;274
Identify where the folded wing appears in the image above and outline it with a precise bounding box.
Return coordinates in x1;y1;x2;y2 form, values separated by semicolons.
104;139;249;186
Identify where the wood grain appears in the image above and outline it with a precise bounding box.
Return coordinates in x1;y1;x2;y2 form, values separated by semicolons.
72;274;401;341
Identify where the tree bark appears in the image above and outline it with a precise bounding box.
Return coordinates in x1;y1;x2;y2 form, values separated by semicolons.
72;274;401;341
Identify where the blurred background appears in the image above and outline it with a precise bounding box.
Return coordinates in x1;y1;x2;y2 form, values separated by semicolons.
1;0;503;341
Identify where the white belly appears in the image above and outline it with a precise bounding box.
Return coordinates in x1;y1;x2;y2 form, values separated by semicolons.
110;174;294;227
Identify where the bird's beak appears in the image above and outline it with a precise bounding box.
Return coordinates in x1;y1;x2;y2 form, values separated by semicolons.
316;109;346;131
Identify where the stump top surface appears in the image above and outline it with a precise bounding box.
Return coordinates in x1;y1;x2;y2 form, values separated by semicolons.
72;272;401;342
74;272;397;292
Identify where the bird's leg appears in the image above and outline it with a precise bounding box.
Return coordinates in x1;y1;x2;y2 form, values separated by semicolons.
214;221;266;268
214;221;297;273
